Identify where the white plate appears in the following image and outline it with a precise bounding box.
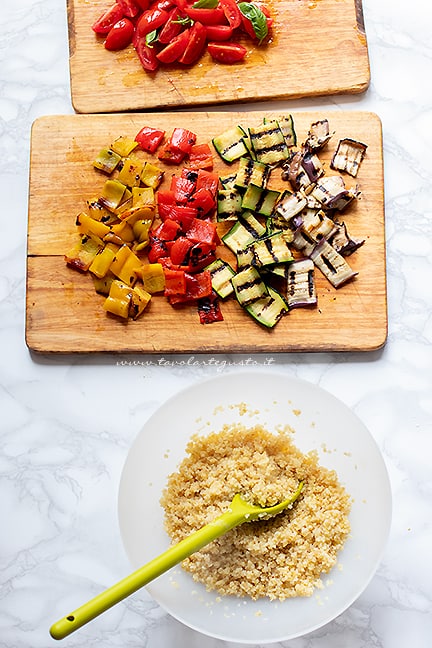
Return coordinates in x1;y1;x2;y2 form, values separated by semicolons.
118;371;392;644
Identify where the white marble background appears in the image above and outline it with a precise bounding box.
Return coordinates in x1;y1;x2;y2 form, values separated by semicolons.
1;0;431;646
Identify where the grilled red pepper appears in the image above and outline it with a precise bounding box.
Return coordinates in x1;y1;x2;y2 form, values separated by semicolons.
198;292;224;324
135;126;165;153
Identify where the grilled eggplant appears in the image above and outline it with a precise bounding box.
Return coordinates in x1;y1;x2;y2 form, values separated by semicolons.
305;119;332;151
331;138;367;177
286;259;317;308
327;221;365;256
311;175;359;211
310;239;358;288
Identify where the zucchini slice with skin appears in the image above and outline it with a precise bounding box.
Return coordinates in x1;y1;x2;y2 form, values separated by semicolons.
231;266;268;306
241;184;281;217
205;259;235;299
248;120;289;166
234;157;271;191
222;220;258;254
249;232;294;268
245;285;288;328
212;125;249;163
217;188;243;221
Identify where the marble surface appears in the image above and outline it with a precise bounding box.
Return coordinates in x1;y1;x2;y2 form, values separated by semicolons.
1;1;431;646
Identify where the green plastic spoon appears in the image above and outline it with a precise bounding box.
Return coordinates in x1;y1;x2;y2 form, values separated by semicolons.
50;481;304;640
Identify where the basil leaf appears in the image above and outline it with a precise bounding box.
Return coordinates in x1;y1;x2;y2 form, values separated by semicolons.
238;2;268;44
192;0;219;7
145;30;158;48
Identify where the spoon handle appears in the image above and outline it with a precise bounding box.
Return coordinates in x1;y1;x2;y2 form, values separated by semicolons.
49;508;243;640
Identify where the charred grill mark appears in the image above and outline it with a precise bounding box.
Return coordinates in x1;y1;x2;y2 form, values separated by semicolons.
308;270;315;296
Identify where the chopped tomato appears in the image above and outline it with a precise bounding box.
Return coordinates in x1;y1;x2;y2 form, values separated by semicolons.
105;18;135;51
183;6;226;26
179;21;207;65
205;24;233;41
219;0;242;29
134;34;159;71
188;143;213;169
133;0;152;10
136;7;170;37
116;0;141;18
135;126;165;153
156;29;191;64
158;8;183;44
92;4;124;35
207;41;247;63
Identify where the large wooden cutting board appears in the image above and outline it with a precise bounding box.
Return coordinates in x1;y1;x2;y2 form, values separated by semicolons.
67;0;370;113
26;110;386;354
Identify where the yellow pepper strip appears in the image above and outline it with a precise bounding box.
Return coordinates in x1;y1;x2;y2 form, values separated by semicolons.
132;186;156;208
86;198;113;222
100;179;127;211
141;162;164;189
135;263;166;294
132;219;153;248
111;136;138;157
108;221;135;244
109;244;143;285
129;285;152;319
92;274;115;295
103;280;133;319
93;148;122;174
89;243;119;279
65;236;101;273
117;158;144;188
76;213;111;245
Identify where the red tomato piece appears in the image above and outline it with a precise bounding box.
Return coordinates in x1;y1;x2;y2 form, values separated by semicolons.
156;29;191;64
179;21;207;65
134;0;151;9
183;7;226;26
188;143;214;170
116;0;141;18
207;41;247;63
205;24;233;41
218;0;242;29
92;4;124;36
158;8;183;44
164;268;187;296
136;8;170;37
135;126;166;153
105;18;135;51
134;34;159;71
170;237;194;265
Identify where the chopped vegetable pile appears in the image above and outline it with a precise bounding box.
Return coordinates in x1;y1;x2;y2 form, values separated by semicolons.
65;115;367;328
91;0;273;71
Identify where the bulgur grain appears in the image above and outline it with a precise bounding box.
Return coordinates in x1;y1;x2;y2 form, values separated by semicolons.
161;424;351;600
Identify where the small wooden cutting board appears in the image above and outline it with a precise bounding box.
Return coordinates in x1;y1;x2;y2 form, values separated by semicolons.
26;110;386;354
67;0;370;113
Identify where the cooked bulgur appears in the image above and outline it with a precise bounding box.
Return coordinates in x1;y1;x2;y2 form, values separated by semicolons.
161;424;351;600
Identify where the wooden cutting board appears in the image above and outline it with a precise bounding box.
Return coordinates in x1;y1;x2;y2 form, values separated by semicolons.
26;110;386;354
67;0;370;113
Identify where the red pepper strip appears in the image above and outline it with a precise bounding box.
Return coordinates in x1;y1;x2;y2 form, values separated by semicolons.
198;291;224;324
170;175;197;203
164;268;187;296
188;142;213;169
157;141;186;164
153;218;181;240
218;0;242;29
157;29;191;64
92;4;124;35
195;169;219;196
168;270;212;303
136;8;170;37
158;7;184;44
179;21;207;65
185;218;218;245
148;236;171;262
157;190;176;219
135;126;165;153
133;33;159;71
166;205;198;230
185;242;216;272
188;187;216;217
170;237;195;265
116;0;141;18
170;127;197;154
182;7;226;26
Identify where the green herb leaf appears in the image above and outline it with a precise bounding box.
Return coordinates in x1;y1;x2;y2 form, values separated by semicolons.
238;2;269;44
145;30;158;47
192;0;219;7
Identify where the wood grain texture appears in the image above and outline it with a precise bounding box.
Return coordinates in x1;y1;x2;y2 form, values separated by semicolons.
26;110;386;354
67;0;370;113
